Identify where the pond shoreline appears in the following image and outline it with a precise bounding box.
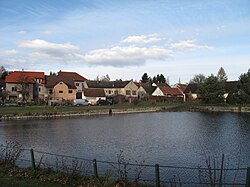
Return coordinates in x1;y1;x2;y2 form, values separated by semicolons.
0;105;249;121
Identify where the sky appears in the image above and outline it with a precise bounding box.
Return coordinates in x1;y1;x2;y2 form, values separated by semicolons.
0;0;249;84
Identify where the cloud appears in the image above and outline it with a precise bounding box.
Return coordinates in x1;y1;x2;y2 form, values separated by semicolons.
0;50;17;56
18;39;79;51
170;40;213;50
18;39;79;60
77;46;173;66
16;37;212;67
17;30;27;35
43;30;53;35
122;34;164;44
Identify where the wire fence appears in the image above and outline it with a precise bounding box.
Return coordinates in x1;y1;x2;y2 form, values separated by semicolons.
1;144;249;187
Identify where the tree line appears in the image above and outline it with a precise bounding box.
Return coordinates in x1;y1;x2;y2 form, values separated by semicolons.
189;67;250;104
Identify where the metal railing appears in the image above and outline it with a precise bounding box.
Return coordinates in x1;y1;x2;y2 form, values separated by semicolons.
1;144;250;187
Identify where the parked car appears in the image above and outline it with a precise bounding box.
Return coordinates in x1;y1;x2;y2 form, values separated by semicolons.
96;99;112;106
73;99;91;106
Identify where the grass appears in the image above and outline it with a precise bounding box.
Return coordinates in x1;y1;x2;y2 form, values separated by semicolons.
0;101;248;117
0;166;69;187
0;101;168;116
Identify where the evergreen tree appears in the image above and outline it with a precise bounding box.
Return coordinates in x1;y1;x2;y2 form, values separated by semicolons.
141;73;149;83
235;69;250;104
198;74;225;103
159;74;166;83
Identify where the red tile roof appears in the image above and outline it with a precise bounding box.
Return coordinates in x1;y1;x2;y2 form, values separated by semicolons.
176;84;187;92
58;71;87;81
5;71;45;83
159;86;183;96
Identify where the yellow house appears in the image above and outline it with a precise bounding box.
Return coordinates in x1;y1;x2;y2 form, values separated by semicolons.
45;76;77;103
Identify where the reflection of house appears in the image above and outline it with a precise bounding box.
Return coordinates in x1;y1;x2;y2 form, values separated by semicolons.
5;71;45;102
84;80;138;98
82;88;106;104
45;76;77;102
152;86;184;99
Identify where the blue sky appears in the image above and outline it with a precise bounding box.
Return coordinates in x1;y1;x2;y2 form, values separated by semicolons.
0;0;249;84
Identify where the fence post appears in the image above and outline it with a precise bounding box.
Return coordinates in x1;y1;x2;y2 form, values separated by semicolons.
246;167;250;187
93;159;98;179
30;149;36;169
155;164;160;187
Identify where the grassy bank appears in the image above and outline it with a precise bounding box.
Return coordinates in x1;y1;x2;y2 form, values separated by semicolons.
0;102;184;119
0;164;154;187
0;102;249;120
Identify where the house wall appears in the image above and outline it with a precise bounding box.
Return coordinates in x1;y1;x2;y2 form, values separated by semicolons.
38;84;46;99
52;82;76;101
6;83;34;101
104;88;120;96
137;86;148;100
75;81;85;93
121;81;138;97
152;87;164;96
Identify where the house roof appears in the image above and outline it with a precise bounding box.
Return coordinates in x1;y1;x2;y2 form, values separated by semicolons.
225;81;238;93
175;83;188;92
156;83;170;87
184;83;198;94
5;71;45;83
58;71;87;81
159;86;183;96
86;80;130;88
45;75;76;89
83;88;106;97
134;82;151;93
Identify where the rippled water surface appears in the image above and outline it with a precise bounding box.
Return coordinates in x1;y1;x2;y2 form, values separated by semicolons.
0;112;249;168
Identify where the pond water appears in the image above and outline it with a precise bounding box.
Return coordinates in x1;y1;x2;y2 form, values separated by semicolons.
0;112;249;169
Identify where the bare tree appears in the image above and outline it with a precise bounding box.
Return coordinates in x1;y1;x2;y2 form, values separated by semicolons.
217;67;228;82
0;90;8;105
100;74;111;82
190;74;206;84
16;74;32;103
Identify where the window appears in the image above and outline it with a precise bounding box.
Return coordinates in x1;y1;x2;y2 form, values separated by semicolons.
59;91;63;93
132;90;136;95
12;87;17;91
68;90;73;93
38;88;41;92
109;90;111;94
49;89;53;94
126;90;131;95
60;82;63;84
114;90;118;95
76;83;79;86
